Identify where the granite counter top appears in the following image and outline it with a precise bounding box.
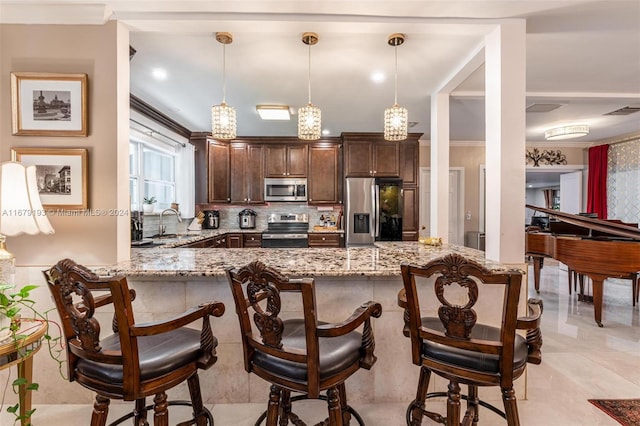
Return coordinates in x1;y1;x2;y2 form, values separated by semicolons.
99;242;520;278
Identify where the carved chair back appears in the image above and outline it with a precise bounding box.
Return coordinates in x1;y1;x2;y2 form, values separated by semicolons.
44;259;133;382
400;253;523;387
226;260;324;393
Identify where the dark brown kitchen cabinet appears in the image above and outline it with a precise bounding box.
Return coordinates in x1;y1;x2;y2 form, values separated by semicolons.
342;136;399;177
399;139;419;186
264;144;307;177
226;233;243;248
308;233;343;248
402;186;419;241
230;143;264;204
243;233;262;248
207;140;231;203
211;235;227;248
308;144;342;204
181;236;224;248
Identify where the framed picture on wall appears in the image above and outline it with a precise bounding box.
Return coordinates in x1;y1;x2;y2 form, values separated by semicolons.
11;148;88;210
11;72;88;137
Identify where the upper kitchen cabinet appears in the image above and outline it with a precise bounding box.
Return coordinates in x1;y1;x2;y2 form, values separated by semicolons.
264;144;308;177
308;143;342;205
230;142;264;204
208;140;231;203
191;134;230;204
342;132;422;181
399;137;420;186
342;133;399;177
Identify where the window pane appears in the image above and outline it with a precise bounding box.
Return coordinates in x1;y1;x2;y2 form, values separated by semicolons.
129;142;138;175
143;148;174;181
130;177;139;210
144;181;174;210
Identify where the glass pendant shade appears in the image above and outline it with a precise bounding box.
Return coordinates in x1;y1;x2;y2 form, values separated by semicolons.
211;102;237;140
298;32;321;140
384;33;408;141
298;103;322;140
212;32;236;140
384;104;408;141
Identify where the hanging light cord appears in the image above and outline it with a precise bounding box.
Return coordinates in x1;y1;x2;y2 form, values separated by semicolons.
307;41;312;105
222;42;227;103
393;42;398;105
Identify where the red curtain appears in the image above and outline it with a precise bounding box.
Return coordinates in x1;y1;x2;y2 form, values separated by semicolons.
587;144;609;219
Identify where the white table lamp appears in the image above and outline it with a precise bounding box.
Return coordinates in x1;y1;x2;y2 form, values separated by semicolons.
0;162;55;285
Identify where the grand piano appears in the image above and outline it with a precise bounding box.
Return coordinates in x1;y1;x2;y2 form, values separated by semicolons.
525;204;640;327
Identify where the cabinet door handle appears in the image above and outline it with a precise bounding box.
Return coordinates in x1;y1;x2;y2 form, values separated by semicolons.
322;237;326;241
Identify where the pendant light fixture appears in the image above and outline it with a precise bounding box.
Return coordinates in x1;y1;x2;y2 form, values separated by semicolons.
384;33;408;141
211;32;236;140
298;32;321;140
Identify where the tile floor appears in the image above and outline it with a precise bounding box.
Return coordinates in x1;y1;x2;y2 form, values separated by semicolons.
2;261;639;425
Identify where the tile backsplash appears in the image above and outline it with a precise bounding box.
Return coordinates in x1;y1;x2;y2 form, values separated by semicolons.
140;204;343;237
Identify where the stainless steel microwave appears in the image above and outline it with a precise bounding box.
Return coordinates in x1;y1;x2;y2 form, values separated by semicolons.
264;178;307;202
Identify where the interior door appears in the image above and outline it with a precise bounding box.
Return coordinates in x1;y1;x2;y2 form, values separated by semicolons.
560;171;583;214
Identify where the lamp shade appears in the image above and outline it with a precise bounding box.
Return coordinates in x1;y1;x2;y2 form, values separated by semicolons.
0;162;54;236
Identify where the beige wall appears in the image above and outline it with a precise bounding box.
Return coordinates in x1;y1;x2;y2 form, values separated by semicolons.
419;142;588;235
0;22;129;266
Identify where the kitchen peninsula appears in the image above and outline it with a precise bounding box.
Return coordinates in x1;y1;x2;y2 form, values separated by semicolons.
85;242;528;407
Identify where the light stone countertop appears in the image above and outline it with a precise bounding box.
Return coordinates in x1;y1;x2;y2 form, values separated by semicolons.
99;242;519;278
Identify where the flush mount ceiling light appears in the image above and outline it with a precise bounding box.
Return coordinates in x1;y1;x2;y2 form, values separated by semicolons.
256;104;291;120
544;124;589;140
384;33;408;141
211;32;236;140
298;32;321;141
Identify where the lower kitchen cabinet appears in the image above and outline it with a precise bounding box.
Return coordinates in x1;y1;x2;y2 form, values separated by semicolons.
308;233;344;248
226;233;243;248
243;233;262;248
181;236;226;248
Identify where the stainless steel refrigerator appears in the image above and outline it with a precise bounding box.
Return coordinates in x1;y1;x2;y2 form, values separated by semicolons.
345;178;403;245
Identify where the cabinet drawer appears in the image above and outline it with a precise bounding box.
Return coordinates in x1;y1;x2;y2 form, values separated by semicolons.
243;233;263;248
308;233;342;248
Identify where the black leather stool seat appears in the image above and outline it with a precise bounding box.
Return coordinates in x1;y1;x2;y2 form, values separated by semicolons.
77;328;215;383
253;319;362;381
420;317;528;374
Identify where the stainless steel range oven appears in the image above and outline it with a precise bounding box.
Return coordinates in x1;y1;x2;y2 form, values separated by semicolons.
261;213;309;248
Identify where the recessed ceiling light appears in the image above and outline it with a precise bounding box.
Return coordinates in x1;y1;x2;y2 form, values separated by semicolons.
371;71;385;84
151;68;168;80
256;105;291;120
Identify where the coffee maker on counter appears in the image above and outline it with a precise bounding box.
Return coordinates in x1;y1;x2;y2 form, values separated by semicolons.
202;210;220;229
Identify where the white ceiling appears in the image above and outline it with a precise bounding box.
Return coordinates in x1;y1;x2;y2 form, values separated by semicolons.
2;1;639;147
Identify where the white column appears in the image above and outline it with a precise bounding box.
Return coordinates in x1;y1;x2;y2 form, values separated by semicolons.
430;93;450;242
116;22;131;262
484;21;526;263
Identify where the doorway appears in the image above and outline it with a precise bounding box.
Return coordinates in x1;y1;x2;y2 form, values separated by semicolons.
419;167;464;245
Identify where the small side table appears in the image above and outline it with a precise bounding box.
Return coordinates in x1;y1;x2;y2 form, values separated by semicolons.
0;319;47;426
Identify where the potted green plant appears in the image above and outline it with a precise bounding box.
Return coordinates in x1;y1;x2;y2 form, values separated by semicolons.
142;196;156;213
0;283;64;425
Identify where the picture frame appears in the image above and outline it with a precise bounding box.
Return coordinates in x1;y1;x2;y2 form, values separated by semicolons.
11;148;88;210
11;72;88;137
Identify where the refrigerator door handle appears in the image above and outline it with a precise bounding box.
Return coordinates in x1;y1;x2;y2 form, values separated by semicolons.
374;183;380;238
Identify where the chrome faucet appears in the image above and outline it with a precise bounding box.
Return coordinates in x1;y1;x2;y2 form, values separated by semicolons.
159;208;182;237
